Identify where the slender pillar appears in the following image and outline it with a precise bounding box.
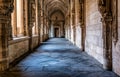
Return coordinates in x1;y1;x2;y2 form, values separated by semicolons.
38;0;41;44
79;0;85;51
102;15;112;70
28;0;36;51
11;0;17;37
0;0;14;71
98;0;113;70
16;0;24;36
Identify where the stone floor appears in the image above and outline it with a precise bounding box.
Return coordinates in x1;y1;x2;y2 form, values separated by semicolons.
0;38;119;77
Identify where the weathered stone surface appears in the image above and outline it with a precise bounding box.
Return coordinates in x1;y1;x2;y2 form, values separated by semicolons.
113;0;120;75
31;36;39;49
0;0;14;71
9;38;29;63
85;0;104;65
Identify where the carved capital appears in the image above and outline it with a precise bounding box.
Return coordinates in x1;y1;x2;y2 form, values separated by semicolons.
79;0;84;4
101;13;113;23
80;23;84;28
0;0;14;16
98;0;113;23
98;0;106;16
79;0;84;28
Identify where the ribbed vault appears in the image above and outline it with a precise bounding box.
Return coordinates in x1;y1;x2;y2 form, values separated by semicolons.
44;0;69;17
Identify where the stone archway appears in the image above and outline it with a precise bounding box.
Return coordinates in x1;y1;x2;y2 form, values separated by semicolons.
54;27;60;37
49;10;65;38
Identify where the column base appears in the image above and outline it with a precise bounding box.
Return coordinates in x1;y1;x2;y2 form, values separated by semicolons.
103;62;112;71
0;59;9;71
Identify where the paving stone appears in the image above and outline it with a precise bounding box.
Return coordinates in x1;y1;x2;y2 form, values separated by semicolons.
0;38;119;77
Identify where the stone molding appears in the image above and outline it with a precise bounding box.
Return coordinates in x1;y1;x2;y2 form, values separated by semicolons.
9;36;30;45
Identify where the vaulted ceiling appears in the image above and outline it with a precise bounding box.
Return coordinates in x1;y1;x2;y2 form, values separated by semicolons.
44;0;69;17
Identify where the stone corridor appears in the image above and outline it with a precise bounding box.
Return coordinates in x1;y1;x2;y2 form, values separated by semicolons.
0;38;119;77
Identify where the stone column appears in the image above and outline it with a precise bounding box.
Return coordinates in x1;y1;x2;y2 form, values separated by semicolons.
11;0;17;37
81;25;85;51
72;0;76;44
68;15;71;40
24;0;28;36
23;0;28;36
42;1;45;41
79;0;85;51
0;0;14;71
44;16;47;39
50;21;54;37
69;0;72;40
35;0;40;45
16;0;24;36
63;21;65;37
46;19;49;39
40;16;43;41
28;0;36;51
48;20;51;38
61;22;64;37
43;15;45;41
39;0;43;42
102;15;113;70
35;0;38;35
45;16;47;40
98;0;113;70
38;0;41;44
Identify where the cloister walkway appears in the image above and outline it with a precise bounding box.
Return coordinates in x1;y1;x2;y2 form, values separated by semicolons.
0;38;119;77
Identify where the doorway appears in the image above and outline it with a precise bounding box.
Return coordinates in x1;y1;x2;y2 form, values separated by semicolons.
54;28;59;37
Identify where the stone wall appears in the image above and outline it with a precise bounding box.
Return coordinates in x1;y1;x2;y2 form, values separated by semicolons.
32;36;39;49
9;37;29;63
8;36;41;63
85;0;104;64
112;0;120;75
76;25;82;48
75;0;82;49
